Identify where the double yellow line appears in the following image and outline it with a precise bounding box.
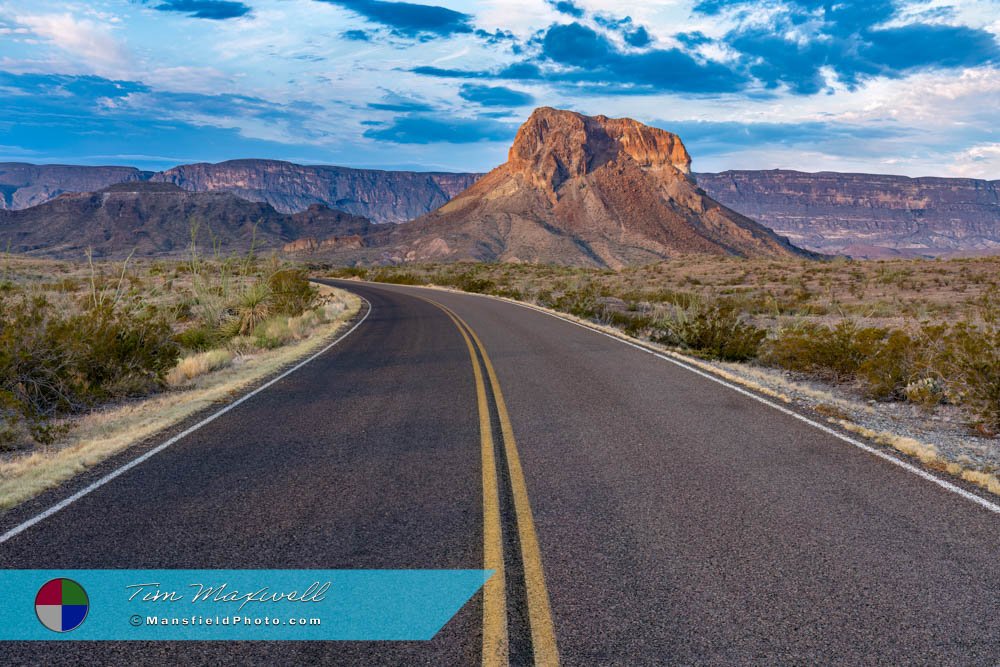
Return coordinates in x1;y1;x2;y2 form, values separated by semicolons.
421;296;559;667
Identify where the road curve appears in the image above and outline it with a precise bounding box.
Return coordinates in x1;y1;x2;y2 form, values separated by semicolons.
1;280;999;665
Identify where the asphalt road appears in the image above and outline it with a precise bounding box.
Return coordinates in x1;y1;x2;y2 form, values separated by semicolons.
2;280;999;665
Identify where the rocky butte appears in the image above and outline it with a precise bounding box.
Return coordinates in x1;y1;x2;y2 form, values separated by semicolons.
368;107;813;267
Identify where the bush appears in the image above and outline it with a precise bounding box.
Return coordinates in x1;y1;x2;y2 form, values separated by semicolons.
174;325;219;352
268;269;317;316
0;294;179;443
329;266;368;279
371;270;423;286
857;329;914;399
760;322;889;382
941;323;1000;430
288;310;322;339
654;304;766;362
450;272;495;294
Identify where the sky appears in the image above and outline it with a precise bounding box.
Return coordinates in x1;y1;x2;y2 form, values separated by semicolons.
0;0;998;177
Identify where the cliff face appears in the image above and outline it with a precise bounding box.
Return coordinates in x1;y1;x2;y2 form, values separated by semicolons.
696;170;1000;257
370;108;811;267
507;108;691;195
151;159;481;223
0;163;152;210
0;183;374;259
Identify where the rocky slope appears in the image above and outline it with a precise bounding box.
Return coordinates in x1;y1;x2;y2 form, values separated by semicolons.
0;163;153;210
151;160;480;223
696;170;1000;257
366;108;811;267
0;182;373;259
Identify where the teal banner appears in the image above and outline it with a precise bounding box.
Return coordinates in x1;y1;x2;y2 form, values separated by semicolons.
0;570;490;640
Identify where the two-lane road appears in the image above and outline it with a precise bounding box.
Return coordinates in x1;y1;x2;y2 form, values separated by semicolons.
1;280;998;665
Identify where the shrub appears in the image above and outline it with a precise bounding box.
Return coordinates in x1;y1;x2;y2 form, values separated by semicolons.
371;270;423;286
329;266;368;279
903;378;945;406
451;273;495;294
941;323;1000;430
760;322;888;382
268;269;317;316
227;281;272;336
174;325;218;352
857;329;914;399
0;294;179;443
654;304;766;362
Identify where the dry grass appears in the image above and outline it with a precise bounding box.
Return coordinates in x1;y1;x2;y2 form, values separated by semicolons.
0;284;360;511
166;349;234;386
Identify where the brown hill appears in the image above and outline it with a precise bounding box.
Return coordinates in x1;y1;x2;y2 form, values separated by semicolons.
0;182;373;259
373;108;812;267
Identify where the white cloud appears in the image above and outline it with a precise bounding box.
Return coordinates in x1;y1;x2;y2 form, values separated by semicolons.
948;143;1000;179
13;12;127;77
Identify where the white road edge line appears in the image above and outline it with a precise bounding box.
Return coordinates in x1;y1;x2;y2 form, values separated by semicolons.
0;297;372;545
368;281;1000;517
504;296;1000;515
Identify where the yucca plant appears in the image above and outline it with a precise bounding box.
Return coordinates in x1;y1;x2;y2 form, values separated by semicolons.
231;281;272;336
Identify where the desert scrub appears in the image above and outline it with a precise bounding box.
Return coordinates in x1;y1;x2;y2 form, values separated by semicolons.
937;322;1000;431
760;322;900;384
0;292;178;444
653;304;766;362
268;268;319;315
167;349;234;386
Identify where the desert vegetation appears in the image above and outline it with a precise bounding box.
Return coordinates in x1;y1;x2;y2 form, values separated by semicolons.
326;256;1000;434
0;245;351;452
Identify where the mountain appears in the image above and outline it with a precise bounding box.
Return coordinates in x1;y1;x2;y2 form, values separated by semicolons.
0;163;153;211
362;108;812;267
696;170;1000;257
0;182;373;259
151;159;480;223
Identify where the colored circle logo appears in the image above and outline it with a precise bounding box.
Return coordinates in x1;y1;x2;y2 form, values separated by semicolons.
35;578;89;633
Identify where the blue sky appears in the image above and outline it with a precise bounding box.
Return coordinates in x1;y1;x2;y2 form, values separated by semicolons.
0;0;998;177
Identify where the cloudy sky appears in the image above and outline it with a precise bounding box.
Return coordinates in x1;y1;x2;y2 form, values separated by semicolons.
1;0;998;177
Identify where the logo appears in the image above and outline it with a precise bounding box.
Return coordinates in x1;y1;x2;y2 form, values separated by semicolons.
35;578;89;633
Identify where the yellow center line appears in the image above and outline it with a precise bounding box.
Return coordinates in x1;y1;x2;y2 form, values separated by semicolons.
434;300;561;667
422;298;508;667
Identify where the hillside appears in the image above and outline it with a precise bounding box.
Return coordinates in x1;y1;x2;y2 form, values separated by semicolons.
0;182;373;259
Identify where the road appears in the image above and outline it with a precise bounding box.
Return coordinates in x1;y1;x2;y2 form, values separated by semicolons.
2;280;999;665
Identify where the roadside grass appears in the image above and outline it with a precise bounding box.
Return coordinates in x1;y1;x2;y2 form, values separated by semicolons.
167;349;234;386
0;284;359;511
